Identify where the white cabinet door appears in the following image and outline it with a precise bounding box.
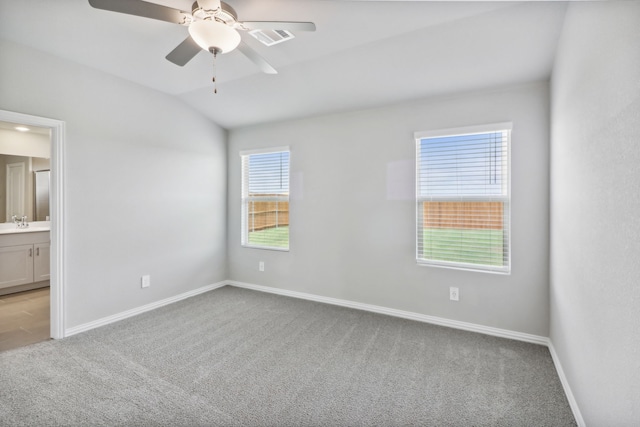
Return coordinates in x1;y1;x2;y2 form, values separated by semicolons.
0;244;34;289
34;243;50;282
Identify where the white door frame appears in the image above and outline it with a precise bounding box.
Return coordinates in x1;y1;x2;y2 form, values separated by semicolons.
0;110;66;339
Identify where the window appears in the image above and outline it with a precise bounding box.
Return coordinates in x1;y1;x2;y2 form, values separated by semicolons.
415;123;511;273
241;147;290;250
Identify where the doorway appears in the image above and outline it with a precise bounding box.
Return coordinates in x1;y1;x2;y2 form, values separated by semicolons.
0;110;65;342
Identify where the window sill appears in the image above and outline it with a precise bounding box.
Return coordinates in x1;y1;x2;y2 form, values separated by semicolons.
242;244;289;252
416;260;510;275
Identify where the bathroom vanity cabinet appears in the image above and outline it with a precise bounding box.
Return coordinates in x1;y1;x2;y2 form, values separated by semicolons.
0;231;50;291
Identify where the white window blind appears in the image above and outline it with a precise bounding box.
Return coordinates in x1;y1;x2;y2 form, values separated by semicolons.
415;124;511;273
241;148;290;250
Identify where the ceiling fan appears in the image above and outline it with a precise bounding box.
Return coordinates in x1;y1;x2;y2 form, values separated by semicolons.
88;0;316;80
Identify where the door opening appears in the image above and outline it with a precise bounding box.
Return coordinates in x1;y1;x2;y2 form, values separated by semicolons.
0;110;65;340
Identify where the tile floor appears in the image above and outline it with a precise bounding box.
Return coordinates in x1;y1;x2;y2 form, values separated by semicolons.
0;287;50;352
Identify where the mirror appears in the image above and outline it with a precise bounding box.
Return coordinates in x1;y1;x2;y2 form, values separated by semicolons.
0;122;51;223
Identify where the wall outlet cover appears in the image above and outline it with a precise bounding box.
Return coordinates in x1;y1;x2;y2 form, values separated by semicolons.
141;275;151;288
449;286;459;301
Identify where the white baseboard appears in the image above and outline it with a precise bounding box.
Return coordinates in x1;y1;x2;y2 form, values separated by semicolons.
548;341;586;427
227;280;548;346
64;281;228;337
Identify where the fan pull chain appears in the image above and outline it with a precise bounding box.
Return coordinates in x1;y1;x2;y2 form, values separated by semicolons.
212;50;218;94
208;47;221;94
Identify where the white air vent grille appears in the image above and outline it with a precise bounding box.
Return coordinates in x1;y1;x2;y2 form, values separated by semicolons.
249;29;295;47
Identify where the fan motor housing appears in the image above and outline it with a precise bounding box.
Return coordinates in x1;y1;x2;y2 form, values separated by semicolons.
191;1;238;25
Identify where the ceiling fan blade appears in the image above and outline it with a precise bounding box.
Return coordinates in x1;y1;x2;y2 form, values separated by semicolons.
237;41;277;74
166;36;202;66
88;0;186;24
241;21;316;32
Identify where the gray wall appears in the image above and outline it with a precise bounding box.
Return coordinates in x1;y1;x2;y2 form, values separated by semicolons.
550;2;640;425
228;81;551;337
0;40;228;329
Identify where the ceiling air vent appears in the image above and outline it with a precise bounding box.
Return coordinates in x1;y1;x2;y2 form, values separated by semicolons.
249;29;295;47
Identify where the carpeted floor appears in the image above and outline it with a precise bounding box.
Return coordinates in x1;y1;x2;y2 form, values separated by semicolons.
0;286;576;426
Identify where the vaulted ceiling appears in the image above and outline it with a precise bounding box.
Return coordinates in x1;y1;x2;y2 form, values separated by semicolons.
0;1;567;129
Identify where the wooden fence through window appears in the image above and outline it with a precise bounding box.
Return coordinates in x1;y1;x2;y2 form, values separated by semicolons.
423;201;503;230
248;197;289;232
248;200;501;232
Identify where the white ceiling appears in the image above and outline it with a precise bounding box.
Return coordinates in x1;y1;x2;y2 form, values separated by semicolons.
0;1;568;129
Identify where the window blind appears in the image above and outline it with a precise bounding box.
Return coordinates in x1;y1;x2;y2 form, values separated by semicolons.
416;125;510;273
241;148;290;250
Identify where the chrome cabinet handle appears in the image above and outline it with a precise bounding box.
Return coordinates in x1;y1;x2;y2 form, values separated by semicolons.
36;247;40;256
29;248;33;257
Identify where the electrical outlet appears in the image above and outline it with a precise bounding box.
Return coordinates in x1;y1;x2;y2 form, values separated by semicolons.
259;261;265;272
141;275;151;288
449;286;459;301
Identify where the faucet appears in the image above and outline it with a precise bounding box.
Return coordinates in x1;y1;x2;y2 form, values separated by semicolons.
12;215;29;229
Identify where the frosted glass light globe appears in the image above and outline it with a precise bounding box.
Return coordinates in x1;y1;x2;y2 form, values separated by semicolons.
188;20;241;54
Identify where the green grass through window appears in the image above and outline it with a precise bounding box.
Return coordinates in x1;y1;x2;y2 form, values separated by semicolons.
421;228;505;267
248;226;289;249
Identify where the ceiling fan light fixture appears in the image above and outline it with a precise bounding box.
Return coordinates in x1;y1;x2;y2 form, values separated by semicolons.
188;19;240;54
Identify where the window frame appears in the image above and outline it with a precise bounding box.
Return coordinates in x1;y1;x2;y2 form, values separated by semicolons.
415;123;512;274
240;146;291;252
